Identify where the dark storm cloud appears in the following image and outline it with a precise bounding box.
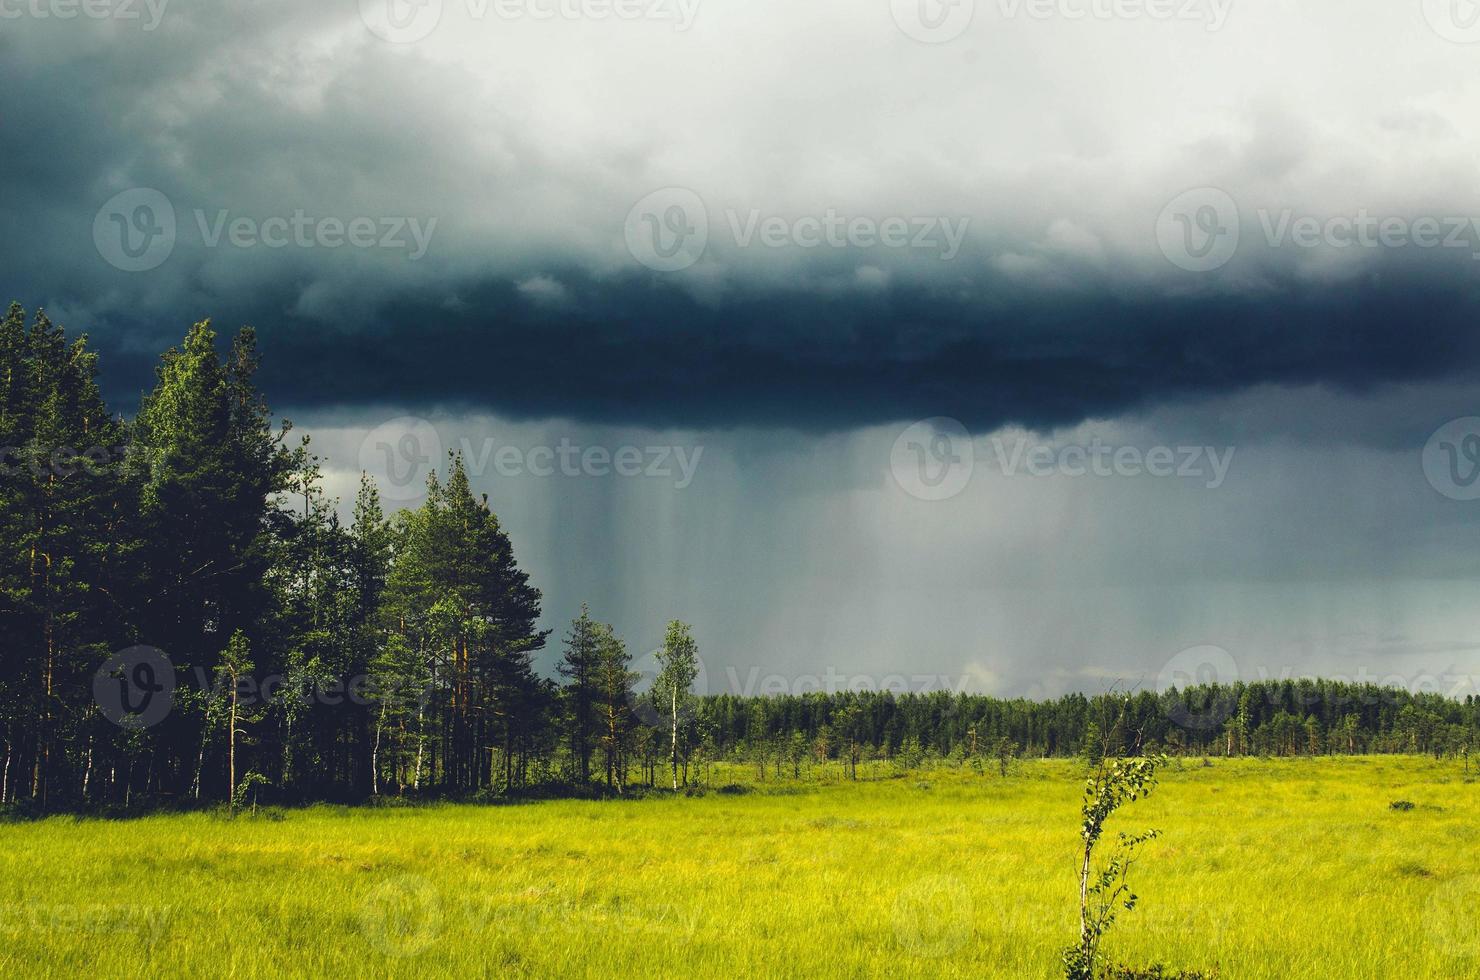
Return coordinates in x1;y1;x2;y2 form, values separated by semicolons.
184;264;1480;436
5;0;1480;439
9;0;1480;687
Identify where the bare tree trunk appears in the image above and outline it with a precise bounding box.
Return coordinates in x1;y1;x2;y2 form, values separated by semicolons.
413;704;425;791
81;735;94;801
372;700;386;796
670;688;679;791
192;713;210;800
34;604;54;804
228;677;238;805
1078;838;1092;953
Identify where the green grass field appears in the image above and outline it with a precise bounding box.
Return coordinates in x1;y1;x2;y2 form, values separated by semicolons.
2;756;1477;978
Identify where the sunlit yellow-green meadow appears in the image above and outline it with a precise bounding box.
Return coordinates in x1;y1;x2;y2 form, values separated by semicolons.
2;756;1477;979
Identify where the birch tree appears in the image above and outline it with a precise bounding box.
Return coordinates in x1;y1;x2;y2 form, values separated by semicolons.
654;620;699;790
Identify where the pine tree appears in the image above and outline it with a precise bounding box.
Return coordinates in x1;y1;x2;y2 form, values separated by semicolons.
1;311;132;804
1082;721;1104;769
592;621;637;793
128;320;289;800
558;604;601;784
382;455;546;794
350;473;393;794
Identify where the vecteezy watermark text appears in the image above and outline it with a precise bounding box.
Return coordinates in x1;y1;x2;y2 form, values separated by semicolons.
725;209;969;260
1157;186;1480;273
194;210;437;260
0;443;133;479
0;0;168;29
358;0;700;44
624;187;970;272
1258;209;1480;259
0;903;171;939
890;0;1230;44
723;665;973;698
988;435;1235;489
358;418;704;501
93;645;440;730
994;0;1230;29
889;418;1237;501
92;189;438;272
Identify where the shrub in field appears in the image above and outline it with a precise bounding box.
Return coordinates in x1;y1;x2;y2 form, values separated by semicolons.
1063;753;1168;980
230;771;270;815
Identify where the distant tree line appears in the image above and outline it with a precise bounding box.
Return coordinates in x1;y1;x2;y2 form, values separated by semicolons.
692;678;1480;776
2;305;1477;812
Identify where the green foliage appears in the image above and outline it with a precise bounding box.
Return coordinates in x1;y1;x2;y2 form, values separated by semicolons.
894;736;925;773
230;770;270;813
0;758;1464;977
654;619;700;789
5;299;1480;814
592;621;638;792
1083;722;1104;769
1064;753;1168;980
558;605;601;784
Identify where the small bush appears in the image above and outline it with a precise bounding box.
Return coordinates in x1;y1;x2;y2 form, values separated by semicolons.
1389;800;1415;811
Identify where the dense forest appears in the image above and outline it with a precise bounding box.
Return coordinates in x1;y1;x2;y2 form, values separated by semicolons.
2;304;1479;812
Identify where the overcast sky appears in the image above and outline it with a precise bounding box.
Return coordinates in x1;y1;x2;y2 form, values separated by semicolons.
4;0;1480;698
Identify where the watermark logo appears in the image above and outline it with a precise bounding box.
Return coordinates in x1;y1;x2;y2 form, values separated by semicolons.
890;0;975;43
0;0;170;29
359;0;445;43
893;875;973;957
1422;0;1480;43
988;436;1235;489
1161;191;1480;273
625;187;708;272
359;875;442;957
94;191;435;270
1156;187;1239;273
723;665;970;698
890;417;974;501
725;209;968;260
1259;209;1480;259
358;420;704;498
359;417;443;503
1422;417;1480;501
995;0;1231;29
625;189;969;271
94;188;176;273
94;646;176;729
0;903;172;940
1427;875;1480;956
1156;644;1239;731
0;442;135;480
194;210;437;260
359;0;697;39
628;647;709;727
